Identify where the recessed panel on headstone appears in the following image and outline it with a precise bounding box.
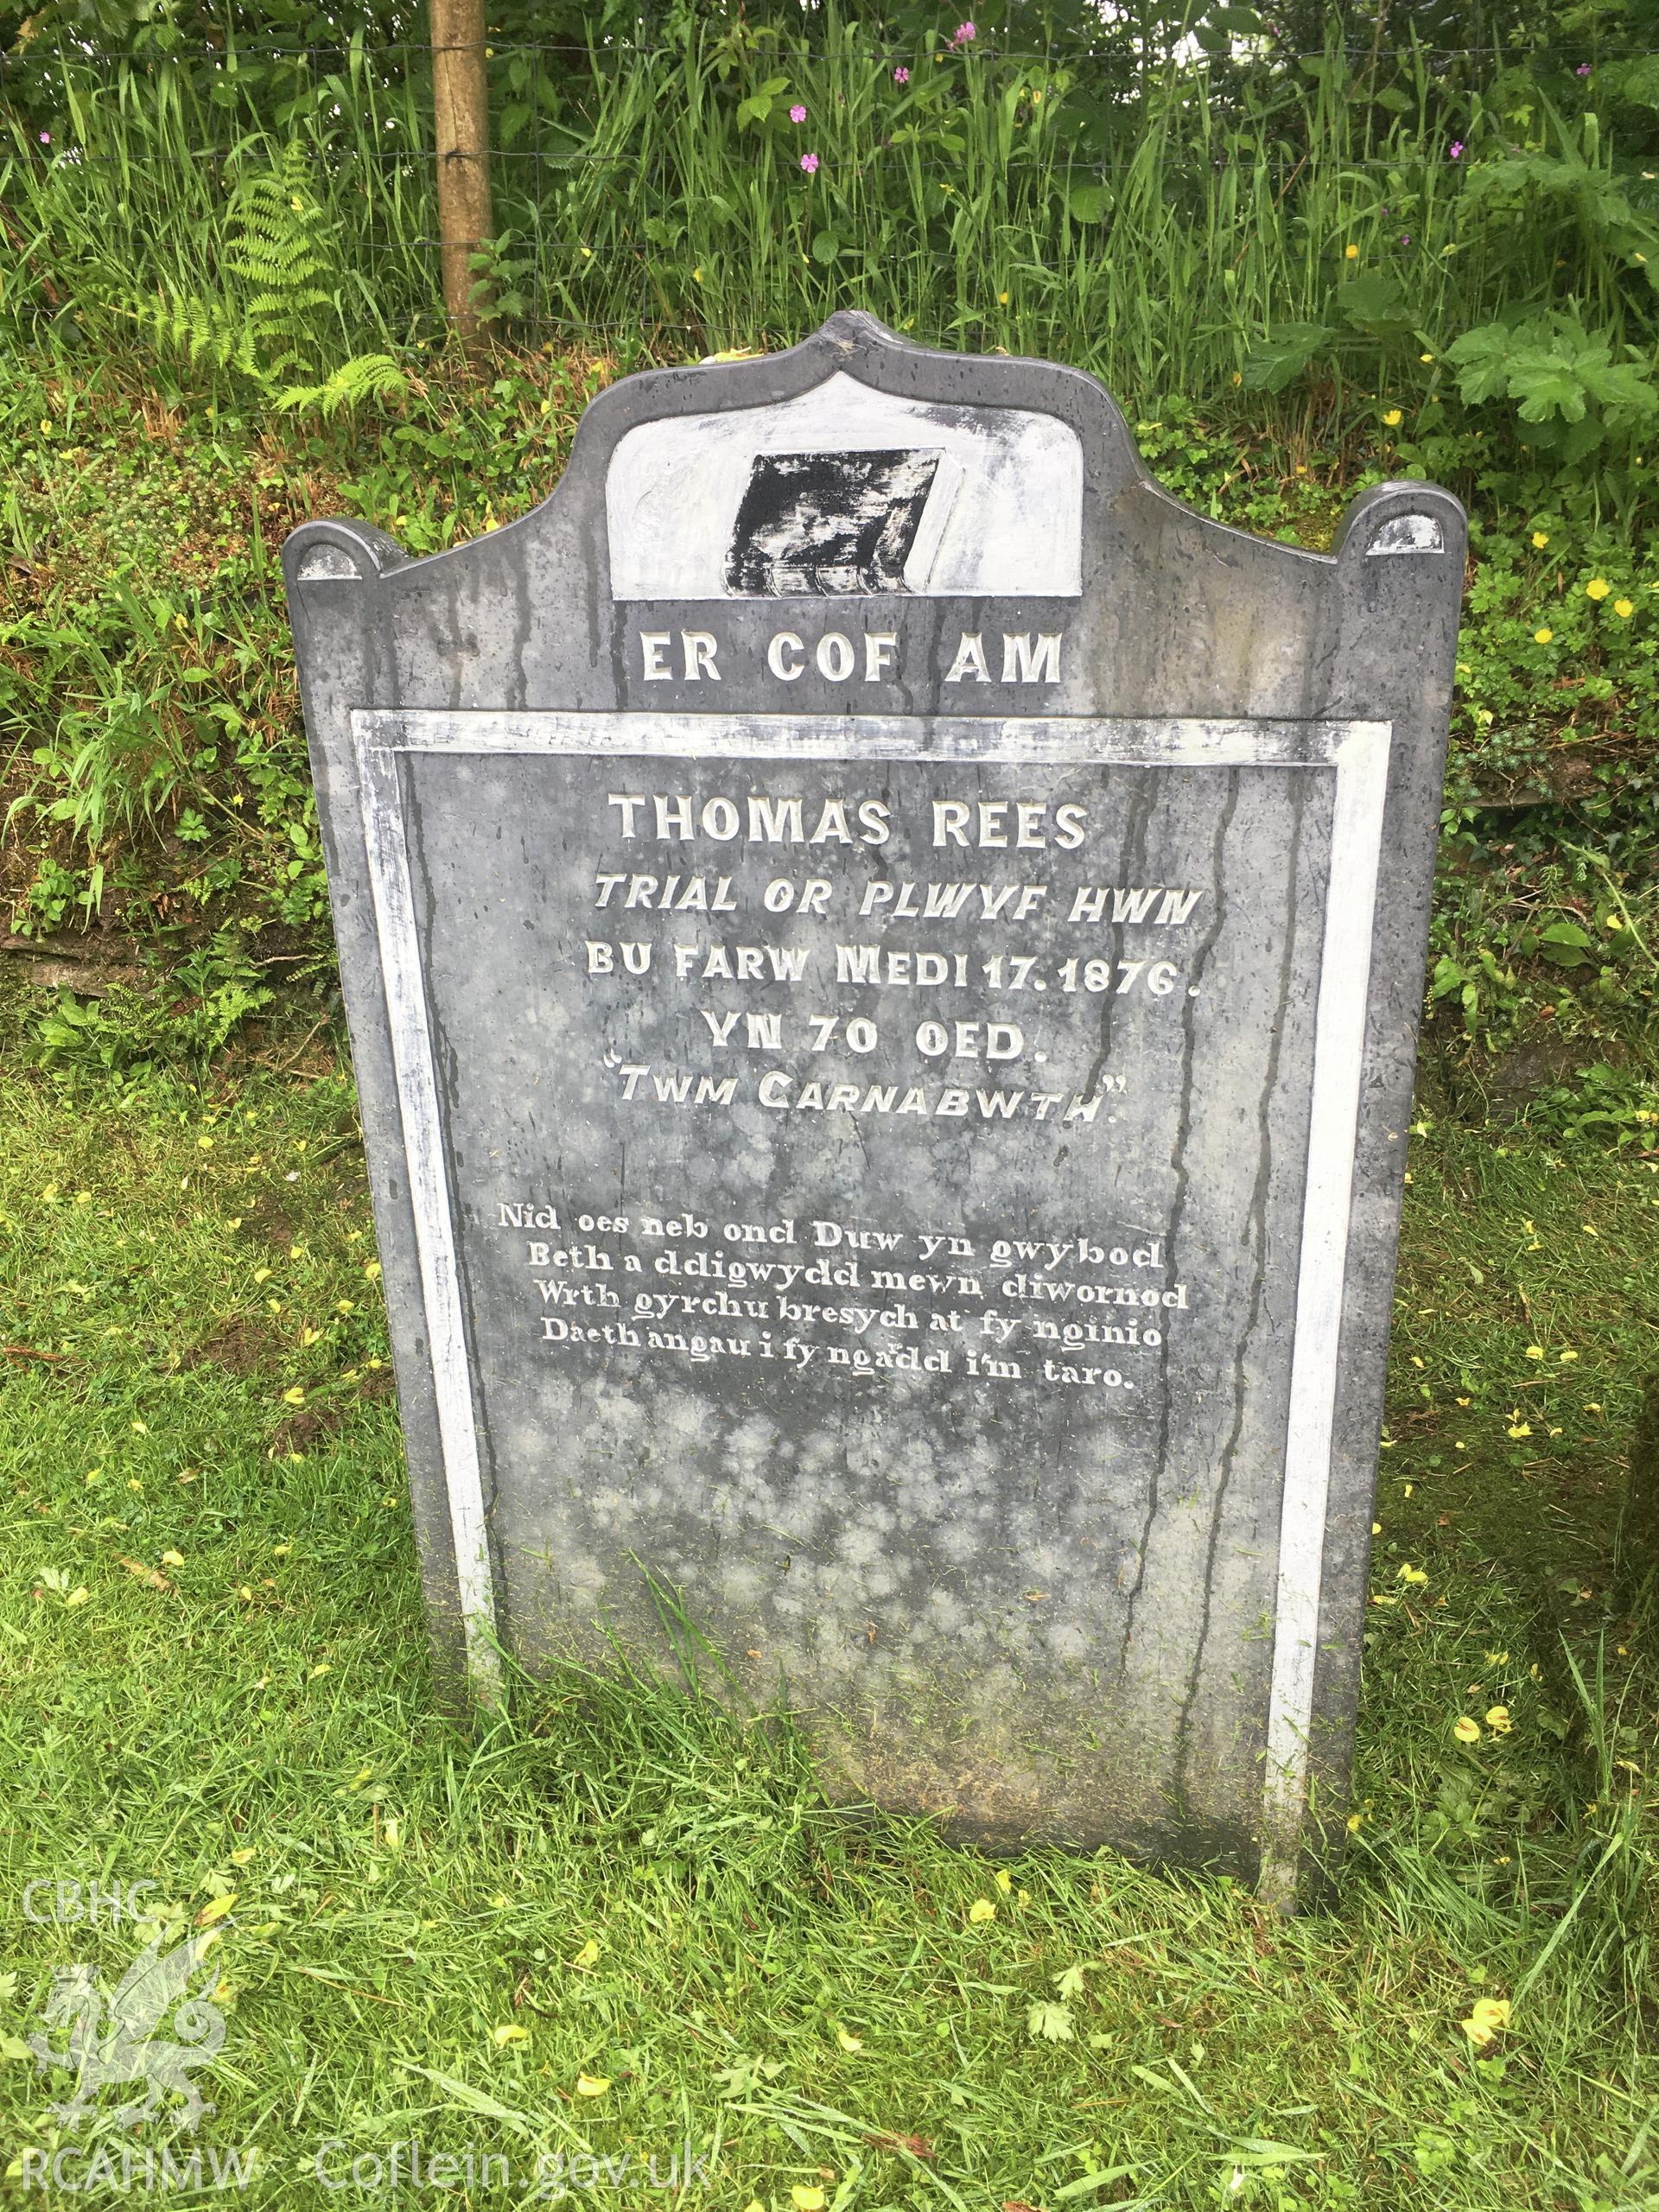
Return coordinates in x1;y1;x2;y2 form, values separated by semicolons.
284;315;1465;1897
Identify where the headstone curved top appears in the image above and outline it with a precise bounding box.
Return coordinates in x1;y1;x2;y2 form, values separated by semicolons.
284;312;1465;1900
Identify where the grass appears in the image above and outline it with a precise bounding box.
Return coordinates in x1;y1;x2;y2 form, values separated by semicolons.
1;1021;1656;2209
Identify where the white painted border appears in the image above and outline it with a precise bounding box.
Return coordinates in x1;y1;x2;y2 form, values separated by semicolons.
1260;721;1392;1902
352;708;1391;1864
354;737;503;1699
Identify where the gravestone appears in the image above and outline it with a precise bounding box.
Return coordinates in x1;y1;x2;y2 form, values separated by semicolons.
283;313;1465;1897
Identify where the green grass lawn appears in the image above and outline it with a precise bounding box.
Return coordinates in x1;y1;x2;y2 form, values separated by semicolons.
1;1044;1656;2210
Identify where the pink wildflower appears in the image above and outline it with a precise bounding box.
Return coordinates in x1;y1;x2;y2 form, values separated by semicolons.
893;65;910;82
953;21;977;43
789;103;806;122
1449;140;1464;158
800;151;819;175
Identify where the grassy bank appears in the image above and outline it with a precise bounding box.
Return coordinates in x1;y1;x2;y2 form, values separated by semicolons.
3;351;1656;1143
1;1045;1656;2208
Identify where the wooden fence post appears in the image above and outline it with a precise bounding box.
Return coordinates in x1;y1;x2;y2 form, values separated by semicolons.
430;0;493;340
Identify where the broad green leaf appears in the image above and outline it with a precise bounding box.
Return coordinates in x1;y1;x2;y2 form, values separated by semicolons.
1510;356;1589;423
1240;323;1332;393
1337;270;1414;337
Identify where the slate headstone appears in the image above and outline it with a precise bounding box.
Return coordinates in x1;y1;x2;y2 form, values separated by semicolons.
283;314;1465;1897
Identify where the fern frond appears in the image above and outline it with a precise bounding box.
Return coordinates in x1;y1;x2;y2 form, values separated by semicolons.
275;352;410;418
120;142;347;391
223;141;340;379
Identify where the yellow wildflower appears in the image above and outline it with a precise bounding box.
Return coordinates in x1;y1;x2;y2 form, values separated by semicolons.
492;2024;530;2046
836;2025;863;2051
1615;597;1634;618
1586;577;1611;600
1344;243;1359;259
791;2191;827;2212
1485;1705;1513;1732
968;1897;996;1923
1531;530;1549;549
1382;407;1402;427
1460;1997;1511;2045
1534;627;1553;644
575;2073;611;2096
1525;1345;1544;1361
1453;1716;1482;1744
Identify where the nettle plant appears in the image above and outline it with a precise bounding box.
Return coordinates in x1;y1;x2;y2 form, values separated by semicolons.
1445;312;1659;464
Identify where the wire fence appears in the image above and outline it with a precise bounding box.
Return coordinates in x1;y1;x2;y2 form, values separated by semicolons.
3;24;1652;383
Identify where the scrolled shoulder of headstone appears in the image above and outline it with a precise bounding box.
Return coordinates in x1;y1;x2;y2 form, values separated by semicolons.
1334;478;1468;565
284;518;407;590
